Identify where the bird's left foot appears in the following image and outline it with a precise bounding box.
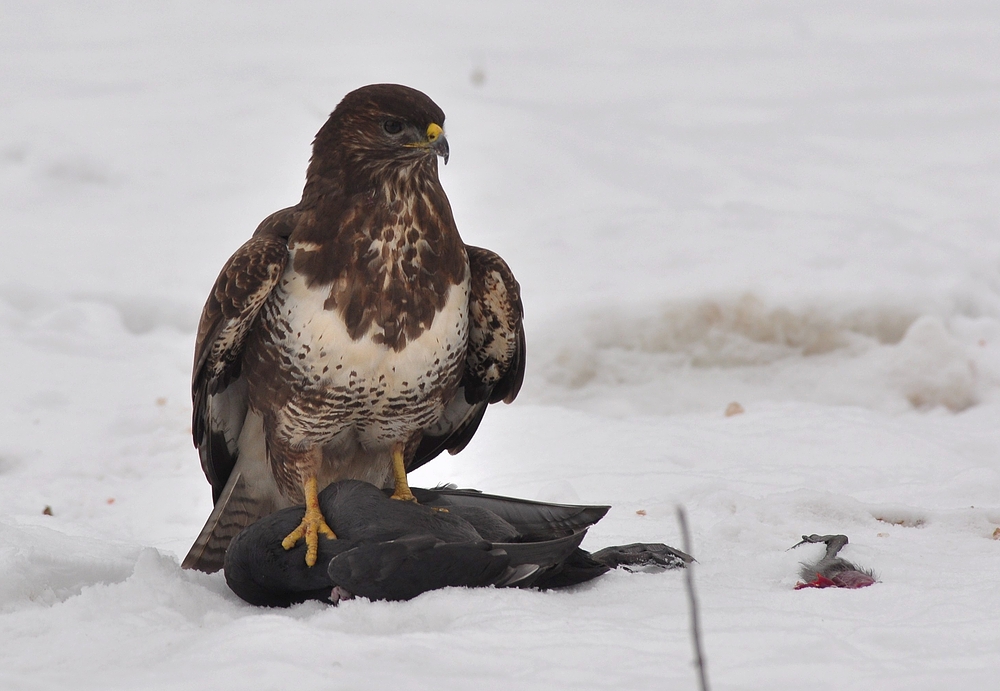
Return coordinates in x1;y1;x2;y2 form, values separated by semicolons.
388;484;448;511
387;443;445;509
389;486;418;503
389;444;418;503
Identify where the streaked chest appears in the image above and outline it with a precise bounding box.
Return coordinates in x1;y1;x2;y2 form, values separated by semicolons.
256;257;470;431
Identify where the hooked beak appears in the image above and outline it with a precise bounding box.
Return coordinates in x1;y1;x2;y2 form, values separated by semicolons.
426;123;449;164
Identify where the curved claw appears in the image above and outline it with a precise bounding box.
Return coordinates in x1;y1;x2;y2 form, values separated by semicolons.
390;444;418;503
282;477;336;566
390;487;418;503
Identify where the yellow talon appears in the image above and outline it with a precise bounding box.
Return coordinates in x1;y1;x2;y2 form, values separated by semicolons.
386;445;446;509
389;445;418;503
282;476;336;566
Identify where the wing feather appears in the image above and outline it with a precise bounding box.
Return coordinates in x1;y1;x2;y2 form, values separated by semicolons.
411;245;525;470
191;209;294;501
463;245;526;405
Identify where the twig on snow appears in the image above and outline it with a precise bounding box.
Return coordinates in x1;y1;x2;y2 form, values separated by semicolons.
676;506;710;691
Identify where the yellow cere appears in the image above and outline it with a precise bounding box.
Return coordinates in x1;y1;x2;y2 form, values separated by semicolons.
426;123;443;142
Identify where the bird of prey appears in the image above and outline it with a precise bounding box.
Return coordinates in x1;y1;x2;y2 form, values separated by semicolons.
182;84;525;573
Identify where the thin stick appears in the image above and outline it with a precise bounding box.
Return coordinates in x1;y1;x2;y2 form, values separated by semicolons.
677;506;710;691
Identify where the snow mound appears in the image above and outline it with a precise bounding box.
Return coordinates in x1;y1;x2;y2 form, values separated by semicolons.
0;522;139;613
889;315;977;411
529;295;990;414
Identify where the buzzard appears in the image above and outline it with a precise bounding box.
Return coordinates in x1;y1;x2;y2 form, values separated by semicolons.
182;84;525;573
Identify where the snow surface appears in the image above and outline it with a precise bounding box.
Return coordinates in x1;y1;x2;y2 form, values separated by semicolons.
2;2;1000;689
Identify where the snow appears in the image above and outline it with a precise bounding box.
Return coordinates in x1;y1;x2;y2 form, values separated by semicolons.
2;2;1000;689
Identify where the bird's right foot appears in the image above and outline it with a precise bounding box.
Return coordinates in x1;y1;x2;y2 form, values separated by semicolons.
282;477;336;566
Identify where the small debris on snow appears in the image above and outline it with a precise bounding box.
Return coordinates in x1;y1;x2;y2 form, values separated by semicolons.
791;534;877;590
42;505;53;516
725;402;745;417
873;510;926;527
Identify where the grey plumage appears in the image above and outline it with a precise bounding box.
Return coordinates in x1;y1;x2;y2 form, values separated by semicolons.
223;480;690;606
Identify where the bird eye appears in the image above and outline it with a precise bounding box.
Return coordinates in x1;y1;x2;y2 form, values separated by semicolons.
383;119;404;135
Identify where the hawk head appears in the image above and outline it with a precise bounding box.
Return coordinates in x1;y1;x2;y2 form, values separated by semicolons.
308;84;450;188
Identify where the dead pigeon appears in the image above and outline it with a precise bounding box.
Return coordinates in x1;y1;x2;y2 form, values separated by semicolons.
224;480;690;606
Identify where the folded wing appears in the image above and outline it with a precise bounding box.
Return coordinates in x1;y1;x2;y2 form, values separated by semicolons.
184;210;293;571
411;245;525;469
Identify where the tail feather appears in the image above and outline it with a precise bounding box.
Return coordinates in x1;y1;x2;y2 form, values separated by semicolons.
182;471;274;573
